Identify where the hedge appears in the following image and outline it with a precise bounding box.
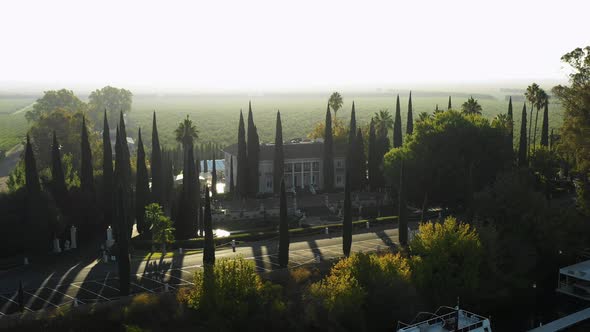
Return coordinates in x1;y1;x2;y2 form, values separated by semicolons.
131;216;398;250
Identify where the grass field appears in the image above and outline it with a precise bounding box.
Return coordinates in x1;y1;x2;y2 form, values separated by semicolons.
0;91;564;153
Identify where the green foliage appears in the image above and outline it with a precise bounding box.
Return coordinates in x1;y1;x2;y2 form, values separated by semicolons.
145;203;175;248
410;217;482;306
150;112;164;206
384;110;512;210
328;92;343;117
88;86;133;126
247;104;260;196
203;187;215;265
7;160;25;192
342;171;352;257
28;108;101;171
323;105;334;191
461;96;482;115
80;117;94;192
174;115;198;144
186;257;286;329
237;111;248;197
306;252;415;331
135;129;150;235
393;95;403;148
25;89;86;122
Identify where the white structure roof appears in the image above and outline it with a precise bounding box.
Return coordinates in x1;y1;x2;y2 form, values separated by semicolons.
560;260;590;281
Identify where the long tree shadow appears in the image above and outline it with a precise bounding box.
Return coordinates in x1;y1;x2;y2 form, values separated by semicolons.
250;242;268;272
375;229;398;252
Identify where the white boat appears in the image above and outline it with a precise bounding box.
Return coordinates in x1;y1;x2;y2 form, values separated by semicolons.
397;306;492;332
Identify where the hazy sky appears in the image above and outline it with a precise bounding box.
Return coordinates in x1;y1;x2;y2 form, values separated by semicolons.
1;0;589;91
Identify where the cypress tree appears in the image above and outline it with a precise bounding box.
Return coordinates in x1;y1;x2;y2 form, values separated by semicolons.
541;101;549;147
273;110;284;194
393;95;403;148
518;103;528;167
342;170;352;257
448;96;452;110
247;102;260;196
357;128;367;190
278;179;289;268
203;186;215;265
407;92;414;135
151;112;163;205
347;102;358;190
24;134;40;195
398;160;408;246
195;149;202;236
116;112;133;235
51;131;67;205
203;143;208;173
508;96;514;149
368;119;377;191
178;118;197;240
211;155;217;196
80;116;94;192
115;188;131;296
237;111;248;198
135;128;149;235
229;156;235;194
103;111;114;227
323;105;334;192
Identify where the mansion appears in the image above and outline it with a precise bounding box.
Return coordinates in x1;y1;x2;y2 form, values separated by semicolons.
223;139;347;193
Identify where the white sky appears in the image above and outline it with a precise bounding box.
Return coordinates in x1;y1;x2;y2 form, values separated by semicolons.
1;0;589;91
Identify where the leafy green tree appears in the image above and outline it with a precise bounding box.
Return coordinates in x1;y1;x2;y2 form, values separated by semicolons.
278;179;289;268
328;92;343;118
80;116;94;193
29;108;100;170
145;203;174;253
237;111;248;198
306;252;414;331
135;128;150;235
518;103;528;167
461;96;482;115
342;171;352;257
102;111;114;227
151;112;164;205
88;86;133;126
26;89;86;122
50;131;67;207
552;46;590;215
417;112;431;123
247;102;260;196
410;217;482;306
407;92;414;135
540;101;549;147
384;111;512;211
373;109;393;136
273;110;285;195
393;95;403;148
203;186;215;265
308;116;348;144
323;105;334;192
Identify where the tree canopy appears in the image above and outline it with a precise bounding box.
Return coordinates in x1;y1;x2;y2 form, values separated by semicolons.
88;86;133;126
328;92;343;117
26;89;86;122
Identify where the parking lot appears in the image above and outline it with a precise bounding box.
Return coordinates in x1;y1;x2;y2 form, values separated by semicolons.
0;233;397;316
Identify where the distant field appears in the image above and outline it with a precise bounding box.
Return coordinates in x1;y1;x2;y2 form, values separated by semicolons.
0;92;564;153
0;97;34;151
129;93;564;149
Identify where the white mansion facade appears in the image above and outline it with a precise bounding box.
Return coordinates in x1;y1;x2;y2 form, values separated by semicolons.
223;139;347;193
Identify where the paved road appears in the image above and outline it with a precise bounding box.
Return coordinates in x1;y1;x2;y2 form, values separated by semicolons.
0;224;403;316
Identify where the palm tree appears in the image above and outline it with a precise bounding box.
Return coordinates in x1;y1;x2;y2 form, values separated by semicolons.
417;112;432;123
175;115;199;143
525;83;540;153
461;96;482;115
372;109;393;138
533;89;548;152
328;92;343;118
492;113;510;132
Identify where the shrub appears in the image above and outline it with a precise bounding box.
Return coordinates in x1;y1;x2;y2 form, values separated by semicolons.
306;252;417;331
184;257;288;330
